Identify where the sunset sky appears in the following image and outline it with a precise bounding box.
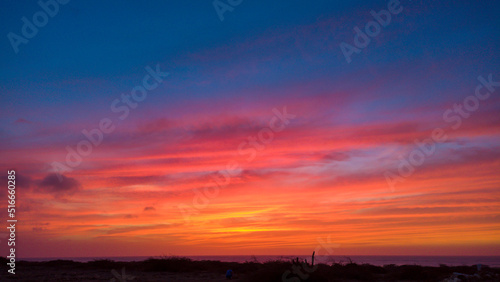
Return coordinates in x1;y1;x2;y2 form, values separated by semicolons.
1;0;499;258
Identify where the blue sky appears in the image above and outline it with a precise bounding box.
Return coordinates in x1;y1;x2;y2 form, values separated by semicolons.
0;0;499;257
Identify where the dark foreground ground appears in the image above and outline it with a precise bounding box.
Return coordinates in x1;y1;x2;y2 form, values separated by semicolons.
1;256;499;281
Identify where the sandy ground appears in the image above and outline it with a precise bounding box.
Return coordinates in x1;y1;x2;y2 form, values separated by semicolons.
2;259;498;281
1;267;243;281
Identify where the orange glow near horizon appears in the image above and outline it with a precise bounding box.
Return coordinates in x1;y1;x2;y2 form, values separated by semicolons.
4;106;500;257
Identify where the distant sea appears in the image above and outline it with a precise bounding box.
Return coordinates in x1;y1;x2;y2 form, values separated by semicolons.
21;255;500;267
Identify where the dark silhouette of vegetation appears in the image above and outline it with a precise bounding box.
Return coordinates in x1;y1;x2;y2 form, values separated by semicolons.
1;256;498;281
